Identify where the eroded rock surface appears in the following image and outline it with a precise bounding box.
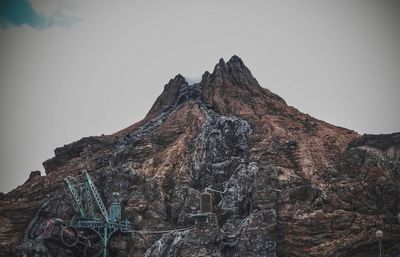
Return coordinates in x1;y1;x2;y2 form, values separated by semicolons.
1;56;399;257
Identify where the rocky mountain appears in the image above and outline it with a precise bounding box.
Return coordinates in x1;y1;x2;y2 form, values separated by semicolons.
0;56;399;257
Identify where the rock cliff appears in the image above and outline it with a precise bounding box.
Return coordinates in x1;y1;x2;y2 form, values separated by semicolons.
0;56;399;257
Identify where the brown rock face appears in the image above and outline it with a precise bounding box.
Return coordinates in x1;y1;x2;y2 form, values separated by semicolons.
1;56;399;257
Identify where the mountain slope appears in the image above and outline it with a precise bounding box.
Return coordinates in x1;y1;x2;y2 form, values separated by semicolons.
0;56;399;257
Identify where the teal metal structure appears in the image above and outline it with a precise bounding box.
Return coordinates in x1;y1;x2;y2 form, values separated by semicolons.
64;170;132;257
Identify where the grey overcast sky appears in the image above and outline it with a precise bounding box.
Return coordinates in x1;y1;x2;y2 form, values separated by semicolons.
0;0;399;193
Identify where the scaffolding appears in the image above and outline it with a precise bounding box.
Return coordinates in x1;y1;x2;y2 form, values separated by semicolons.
64;170;132;257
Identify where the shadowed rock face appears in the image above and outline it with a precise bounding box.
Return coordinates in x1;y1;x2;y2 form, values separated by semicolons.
1;56;400;257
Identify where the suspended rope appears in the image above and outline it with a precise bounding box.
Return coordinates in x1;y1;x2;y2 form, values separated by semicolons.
128;226;195;235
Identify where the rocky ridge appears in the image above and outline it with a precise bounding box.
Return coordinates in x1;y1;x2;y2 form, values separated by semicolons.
0;56;399;257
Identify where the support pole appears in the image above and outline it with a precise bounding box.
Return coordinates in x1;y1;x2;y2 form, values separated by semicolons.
376;230;384;257
103;226;108;257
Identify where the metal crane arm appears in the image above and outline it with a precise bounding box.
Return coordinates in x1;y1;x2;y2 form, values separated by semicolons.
83;171;110;222
64;178;85;218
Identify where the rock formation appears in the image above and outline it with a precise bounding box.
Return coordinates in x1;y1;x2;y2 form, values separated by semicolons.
0;56;399;257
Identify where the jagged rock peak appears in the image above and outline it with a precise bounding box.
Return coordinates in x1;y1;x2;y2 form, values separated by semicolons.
215;55;245;67
148;55;282;119
228;54;245;65
146;56;244;117
213;55;253;76
228;55;247;71
201;55;286;117
146;73;189;119
168;73;187;85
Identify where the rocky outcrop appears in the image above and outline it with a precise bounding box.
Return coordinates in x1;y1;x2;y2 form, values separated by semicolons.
0;56;399;257
42;136;115;175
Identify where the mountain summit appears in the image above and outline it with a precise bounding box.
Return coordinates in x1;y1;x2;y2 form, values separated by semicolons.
1;56;399;257
146;55;285;121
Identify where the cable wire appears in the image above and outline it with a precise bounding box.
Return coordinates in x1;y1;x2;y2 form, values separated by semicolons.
128;226;195;234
